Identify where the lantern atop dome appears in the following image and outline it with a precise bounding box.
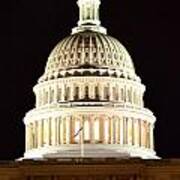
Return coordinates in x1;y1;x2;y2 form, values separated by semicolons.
72;0;107;34
77;0;101;26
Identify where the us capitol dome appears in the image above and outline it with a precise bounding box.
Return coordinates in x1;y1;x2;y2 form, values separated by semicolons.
23;0;157;159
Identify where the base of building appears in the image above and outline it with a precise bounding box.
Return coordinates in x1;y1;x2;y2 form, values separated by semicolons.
24;144;159;160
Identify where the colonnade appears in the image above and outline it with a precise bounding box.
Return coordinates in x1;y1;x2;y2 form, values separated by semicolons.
35;80;144;107
26;115;154;152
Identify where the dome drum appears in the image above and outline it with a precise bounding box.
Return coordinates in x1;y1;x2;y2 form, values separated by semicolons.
34;76;145;108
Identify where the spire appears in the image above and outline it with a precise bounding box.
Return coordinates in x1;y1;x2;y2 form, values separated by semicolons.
72;0;107;34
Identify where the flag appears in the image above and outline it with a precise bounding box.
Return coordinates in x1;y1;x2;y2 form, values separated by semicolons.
73;127;83;138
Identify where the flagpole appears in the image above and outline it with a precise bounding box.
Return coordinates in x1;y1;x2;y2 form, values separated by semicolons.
80;128;84;157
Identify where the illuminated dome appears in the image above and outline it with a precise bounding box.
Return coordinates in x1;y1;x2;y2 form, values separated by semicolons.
42;31;136;82
23;0;158;160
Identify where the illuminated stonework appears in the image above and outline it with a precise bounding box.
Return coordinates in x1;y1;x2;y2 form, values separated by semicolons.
24;0;157;159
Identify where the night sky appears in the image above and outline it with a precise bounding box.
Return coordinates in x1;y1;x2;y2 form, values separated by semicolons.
4;0;180;160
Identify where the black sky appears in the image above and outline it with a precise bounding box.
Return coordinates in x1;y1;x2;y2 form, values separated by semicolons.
3;0;180;160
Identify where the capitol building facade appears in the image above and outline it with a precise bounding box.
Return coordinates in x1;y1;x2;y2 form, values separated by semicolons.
23;0;157;159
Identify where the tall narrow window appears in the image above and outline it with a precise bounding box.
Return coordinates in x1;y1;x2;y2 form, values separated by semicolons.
85;86;89;100
65;87;70;101
112;87;118;101
74;87;79;100
57;88;61;102
104;86;109;100
95;86;99;100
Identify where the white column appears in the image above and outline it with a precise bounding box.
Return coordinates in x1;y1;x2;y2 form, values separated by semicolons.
90;116;95;143
123;117;128;144
80;116;84;144
38;120;42;148
70;116;75;144
114;118;119;144
133;119;137;146
79;84;85;99
41;120;44;147
70;84;74;101
94;117;100;142
26;125;30;151
60;118;64;144
99;116;104;143
49;118;52;145
109;117;113;144
113;118;117;144
119;117;123;145
64;118;67;144
29;124;34;150
44;118;49;146
127;118;133;145
132;118;135;146
57;117;61;145
51;118;56;146
66;117;70;144
55;118;58;145
104;117;109;144
150;124;154;149
139;119;142;147
34;121;38;148
117;118;120;144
